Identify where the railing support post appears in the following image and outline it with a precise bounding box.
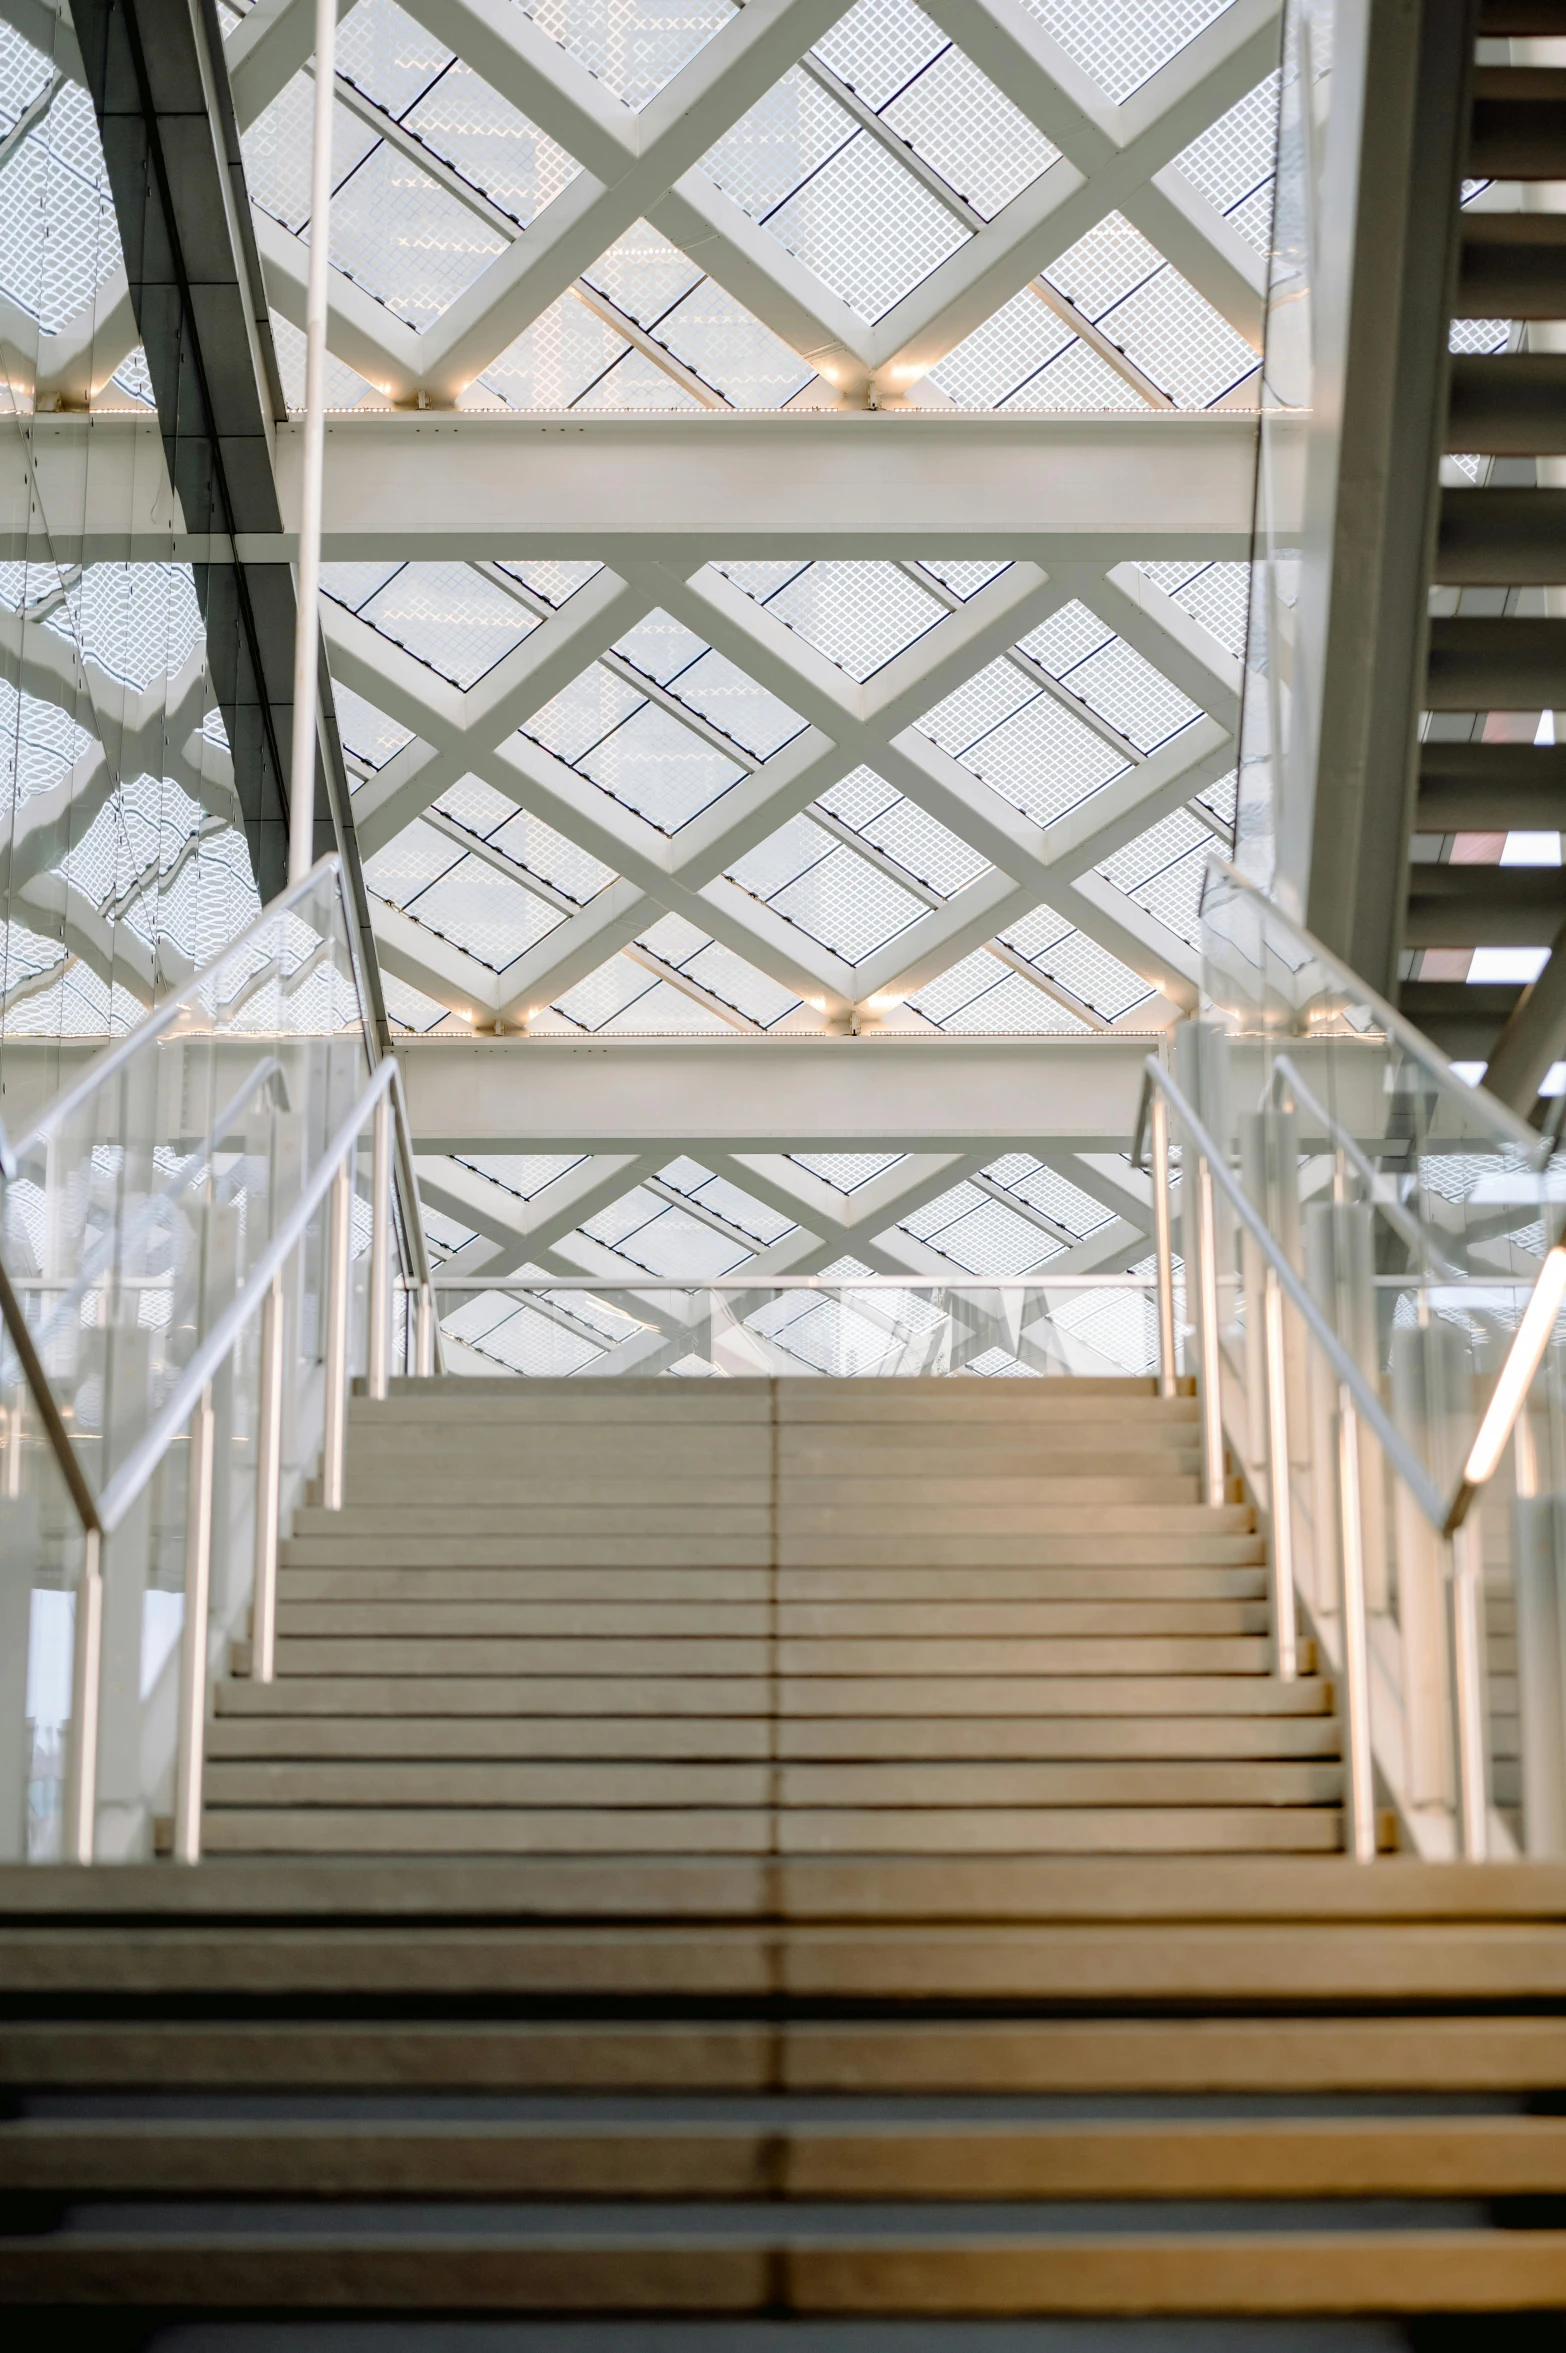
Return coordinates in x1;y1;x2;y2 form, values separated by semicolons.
1263;1264;1298;1682
174;1386;215;1865
416;1281;435;1379
1450;1519;1490;1860
1195;1155;1226;1508
322;1157;352;1512
1150;1090;1177;1400
1337;1386;1377;1861
368;1091;392;1403
63;1528;102;1864
251;1272;286;1683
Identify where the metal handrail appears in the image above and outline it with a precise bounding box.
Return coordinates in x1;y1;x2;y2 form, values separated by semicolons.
10;858;345;1161
32;1058;286;1362
0;858;445;1862
8;854;440;1342
1269;1052;1468;1284
95;1057;396;1537
1147;1059;1449;1533
1151;1051;1566;1863
1139;1038;1559;1539
1201;857;1546;1163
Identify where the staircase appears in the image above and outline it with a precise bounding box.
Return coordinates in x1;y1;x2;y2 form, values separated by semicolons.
204;1376;1339;1864
7;1374;1566;2328
1400;0;1566;1103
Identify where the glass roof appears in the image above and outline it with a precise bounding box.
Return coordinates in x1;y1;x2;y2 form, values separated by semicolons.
0;0;1273;1313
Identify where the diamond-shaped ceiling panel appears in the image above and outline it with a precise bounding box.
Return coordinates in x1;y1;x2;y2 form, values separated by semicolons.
0;0;1274;1307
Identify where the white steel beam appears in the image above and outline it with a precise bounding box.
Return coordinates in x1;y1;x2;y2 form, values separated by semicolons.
0;415;1266;564
394;1032;1155;1152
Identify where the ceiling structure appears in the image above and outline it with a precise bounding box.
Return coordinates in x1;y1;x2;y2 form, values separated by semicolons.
0;0;1283;1375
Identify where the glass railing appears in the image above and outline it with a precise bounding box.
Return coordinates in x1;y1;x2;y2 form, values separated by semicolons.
0;856;438;1864
1156;856;1566;1863
425;1276;1177;1387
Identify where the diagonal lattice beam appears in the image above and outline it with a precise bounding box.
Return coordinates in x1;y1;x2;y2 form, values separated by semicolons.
223;0;1278;407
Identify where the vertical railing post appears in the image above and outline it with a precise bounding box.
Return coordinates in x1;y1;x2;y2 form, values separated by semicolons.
322;1157;353;1512
1195;1155;1226;1508
416;1281;435;1379
368;1091;392;1403
286;0;341;887
1337;1386;1377;1861
4;1390;21;1501
1263;1264;1298;1683
1450;1518;1490;1860
63;1527;102;1864
1150;1090;1177;1400
251;1272;286;1683
174;1386;216;1865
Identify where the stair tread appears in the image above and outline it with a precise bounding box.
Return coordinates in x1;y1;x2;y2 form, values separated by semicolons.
216;1673;1329;1717
197;1806;1345;1857
206;1716;1337;1762
201;1760;1340;1806
9;2112;1566;2197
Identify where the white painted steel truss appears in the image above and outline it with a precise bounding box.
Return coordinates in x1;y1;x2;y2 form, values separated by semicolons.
0;0;1278;1347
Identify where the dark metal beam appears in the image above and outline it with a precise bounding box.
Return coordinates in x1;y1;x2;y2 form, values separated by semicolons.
65;0;390;1051
68;0;306;899
1304;0;1479;999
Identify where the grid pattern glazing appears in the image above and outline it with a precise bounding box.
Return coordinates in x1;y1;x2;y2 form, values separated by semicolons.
764;130;970;322
1174;73;1278;232
10;0;1278;1305
878;44;1059;221
759;562;944;681
1016;0;1233;103
728;814;928;963
0;71;122;332
521;1;737;111
349;563;539;688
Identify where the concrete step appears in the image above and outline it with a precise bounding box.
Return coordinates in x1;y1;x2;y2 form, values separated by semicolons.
777;1442;1204;1472
6;2010;1561;2090
274;1564;1269;1603
294;1508;774;1539
776;1505;1255;1535
778;1537;1269;1567
217;1670;1324;1717
1480;0;1566;28
276;1535;1270;1569
1458;208;1566;317
8;2112;1566;2199
1469;64;1566;176
197;1806;1344;1857
342;1429;1201;1465
1427;613;1566;712
1436;485;1566;584
278;1538;778;1569
275;1602;774;1638
1416;736;1566;830
270;1600;1272;1640
278;1568;772;1603
202;1760;1339;1810
1405;858;1566;948
5;2214;1565;2315
296;1502;1253;1539
205;1713;1340;1763
326;1474;1206;1508
266;1636;1279;1678
1447;349;1566;452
